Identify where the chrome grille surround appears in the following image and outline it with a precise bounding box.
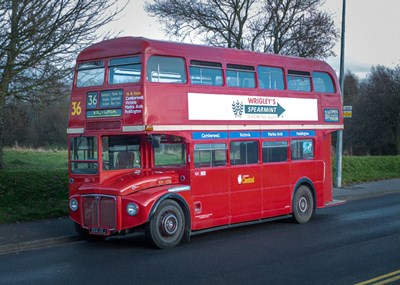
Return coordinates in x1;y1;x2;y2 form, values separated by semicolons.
81;194;117;230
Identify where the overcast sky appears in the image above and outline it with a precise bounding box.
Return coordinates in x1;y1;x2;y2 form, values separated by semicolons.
104;0;400;78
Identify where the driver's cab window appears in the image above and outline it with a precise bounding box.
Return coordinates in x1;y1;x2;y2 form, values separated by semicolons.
102;135;140;170
152;135;187;167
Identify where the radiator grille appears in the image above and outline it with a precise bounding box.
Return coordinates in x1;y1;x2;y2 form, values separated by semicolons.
82;195;116;230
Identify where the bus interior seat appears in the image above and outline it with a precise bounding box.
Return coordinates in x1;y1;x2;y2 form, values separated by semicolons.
116;151;134;169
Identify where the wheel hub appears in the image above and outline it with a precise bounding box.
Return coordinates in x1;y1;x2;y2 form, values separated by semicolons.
161;212;178;236
298;196;308;213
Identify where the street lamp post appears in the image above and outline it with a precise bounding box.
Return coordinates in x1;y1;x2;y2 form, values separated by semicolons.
336;0;346;187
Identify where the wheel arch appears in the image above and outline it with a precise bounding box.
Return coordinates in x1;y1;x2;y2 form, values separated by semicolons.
292;177;317;210
147;193;191;243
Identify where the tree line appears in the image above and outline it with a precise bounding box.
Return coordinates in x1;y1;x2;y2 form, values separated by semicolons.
343;66;400;155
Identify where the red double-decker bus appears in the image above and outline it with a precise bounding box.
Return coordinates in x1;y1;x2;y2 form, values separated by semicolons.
68;37;343;248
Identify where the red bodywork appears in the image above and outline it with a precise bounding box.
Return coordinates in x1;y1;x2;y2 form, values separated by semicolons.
68;37;343;237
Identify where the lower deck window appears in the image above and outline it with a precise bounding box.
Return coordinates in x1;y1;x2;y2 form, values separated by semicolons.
291;139;314;160
262;141;288;163
194;143;227;168
230;141;258;165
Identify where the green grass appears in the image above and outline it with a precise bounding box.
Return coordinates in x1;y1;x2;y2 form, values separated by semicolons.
3;147;67;170
0;148;400;223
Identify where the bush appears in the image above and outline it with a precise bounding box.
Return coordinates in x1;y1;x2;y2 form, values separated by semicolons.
0;170;68;223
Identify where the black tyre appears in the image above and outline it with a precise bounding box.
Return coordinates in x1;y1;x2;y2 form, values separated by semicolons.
146;200;185;249
74;222;106;242
292;185;314;224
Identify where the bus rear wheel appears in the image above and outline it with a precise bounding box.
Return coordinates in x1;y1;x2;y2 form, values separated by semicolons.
292;185;314;224
146;200;185;249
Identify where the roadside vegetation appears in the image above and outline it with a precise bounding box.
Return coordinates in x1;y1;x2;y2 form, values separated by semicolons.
0;148;399;224
0;148;68;224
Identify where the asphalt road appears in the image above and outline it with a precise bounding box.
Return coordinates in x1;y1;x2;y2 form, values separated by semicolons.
0;194;399;285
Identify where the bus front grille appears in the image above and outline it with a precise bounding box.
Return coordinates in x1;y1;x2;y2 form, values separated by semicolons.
82;195;116;230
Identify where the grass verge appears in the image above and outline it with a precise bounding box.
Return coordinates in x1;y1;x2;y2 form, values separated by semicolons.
335;156;400;184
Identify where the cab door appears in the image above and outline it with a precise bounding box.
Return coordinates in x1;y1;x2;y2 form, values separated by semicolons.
190;142;230;230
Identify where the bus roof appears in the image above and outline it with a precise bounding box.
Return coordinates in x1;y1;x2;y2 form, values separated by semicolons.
77;37;334;73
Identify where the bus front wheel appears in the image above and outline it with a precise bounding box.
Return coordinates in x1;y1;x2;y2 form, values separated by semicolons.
292;185;314;224
146;199;185;249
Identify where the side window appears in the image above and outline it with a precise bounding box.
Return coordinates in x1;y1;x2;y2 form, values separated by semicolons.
109;56;141;84
153;136;186;167
230;141;258;165
70;136;98;174
287;70;311;92
226;64;255;88
146;56;187;83
262;141;288;163
291;139;314;160
194;143;227;168
258;66;284;90
190;60;223;86
312;72;335;93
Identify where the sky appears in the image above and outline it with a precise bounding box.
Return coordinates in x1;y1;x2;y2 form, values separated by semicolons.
103;0;400;78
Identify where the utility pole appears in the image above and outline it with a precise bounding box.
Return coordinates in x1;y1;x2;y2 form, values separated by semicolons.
336;0;346;187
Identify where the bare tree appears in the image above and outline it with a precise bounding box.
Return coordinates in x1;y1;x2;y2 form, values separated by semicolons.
0;0;129;169
145;0;338;57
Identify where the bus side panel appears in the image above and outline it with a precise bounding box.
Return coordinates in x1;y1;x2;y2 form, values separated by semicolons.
290;160;317;197
229;165;262;224
190;167;230;230
321;132;333;207
261;163;291;217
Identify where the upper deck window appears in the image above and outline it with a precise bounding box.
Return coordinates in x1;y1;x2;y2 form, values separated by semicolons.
147;56;187;83
312;72;335;93
76;61;105;87
109;56;141;84
226;64;255;88
190;60;223;86
287;70;311;92
258;66;284;90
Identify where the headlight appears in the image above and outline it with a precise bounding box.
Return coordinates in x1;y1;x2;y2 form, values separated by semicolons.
69;198;78;212
126;202;139;216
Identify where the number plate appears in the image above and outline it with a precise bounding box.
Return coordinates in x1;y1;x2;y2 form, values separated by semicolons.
89;227;110;236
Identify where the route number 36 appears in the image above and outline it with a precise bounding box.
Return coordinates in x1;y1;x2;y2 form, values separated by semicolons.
71;101;82;116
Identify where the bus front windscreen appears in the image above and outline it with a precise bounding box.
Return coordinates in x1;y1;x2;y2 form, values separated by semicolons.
101;135;141;171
